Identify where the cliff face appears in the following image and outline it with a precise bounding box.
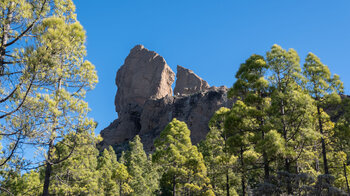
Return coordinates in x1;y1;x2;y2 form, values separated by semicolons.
100;45;232;153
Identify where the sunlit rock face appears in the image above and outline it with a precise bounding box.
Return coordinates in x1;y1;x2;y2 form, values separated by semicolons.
174;65;210;96
100;45;232;153
114;45;175;114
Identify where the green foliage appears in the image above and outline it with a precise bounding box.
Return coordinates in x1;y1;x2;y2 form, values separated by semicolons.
124;135;159;195
264;45;320;194
0;165;41;196
153;118;214;196
1;15;350;195
200;107;239;196
229;54;269;102
97;146;132;196
304;53;343;101
229;54;272;191
0;0;97;194
303;51;344;188
49;130;100;195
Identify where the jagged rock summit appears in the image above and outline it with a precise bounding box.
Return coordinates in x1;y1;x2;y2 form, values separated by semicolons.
100;45;232;153
114;45;175;113
174;65;210;96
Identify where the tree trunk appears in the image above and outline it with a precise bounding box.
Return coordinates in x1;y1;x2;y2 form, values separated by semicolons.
261;128;269;181
317;106;329;175
226;171;230;196
279;99;292;194
120;181;122;196
42;161;52;196
285;158;292;194
173;174;176;196
343;162;350;194
259;115;269;181
42;139;54;196
0;2;13;75
241;146;246;196
263;153;269;181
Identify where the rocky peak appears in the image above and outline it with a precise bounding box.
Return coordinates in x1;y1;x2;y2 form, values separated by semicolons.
114;45;175;113
100;45;231;154
174;65;210;96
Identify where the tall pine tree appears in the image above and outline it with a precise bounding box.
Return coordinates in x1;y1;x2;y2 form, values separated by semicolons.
124;135;159;195
153;118;214;196
266;45;319;194
199;107;239;196
303;52;344;176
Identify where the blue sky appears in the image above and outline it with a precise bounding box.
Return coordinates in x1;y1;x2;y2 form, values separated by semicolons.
74;0;350;134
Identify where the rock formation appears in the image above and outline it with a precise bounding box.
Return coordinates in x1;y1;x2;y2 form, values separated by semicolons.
138;86;231;152
114;45;175;113
174;65;210;96
100;45;232;153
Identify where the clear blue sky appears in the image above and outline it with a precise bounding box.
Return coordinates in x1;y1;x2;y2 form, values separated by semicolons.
74;0;350;134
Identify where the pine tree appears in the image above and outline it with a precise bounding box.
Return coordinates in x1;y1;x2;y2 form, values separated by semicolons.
199;107;239;196
224;101;263;196
124;135;159;195
153;118;214;196
0;0;96;170
228;54;285;194
97;146;132;196
333;98;350;193
303;52;344;177
0;159;41;196
0;1;98;195
229;54;271;184
97;147;118;195
266;45;319;194
48;130;100;195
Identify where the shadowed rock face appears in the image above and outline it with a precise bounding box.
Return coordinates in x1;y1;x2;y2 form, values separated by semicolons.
100;45;232;153
139;86;232;152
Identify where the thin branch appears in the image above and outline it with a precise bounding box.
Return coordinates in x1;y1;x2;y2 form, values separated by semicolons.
0;69;36;119
0;131;21;167
0;85;19;103
4;0;48;47
0;186;14;196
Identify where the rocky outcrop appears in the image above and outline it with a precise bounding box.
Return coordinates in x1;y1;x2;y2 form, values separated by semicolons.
100;45;232;153
114;45;175;113
139;86;232;152
101;45;175;149
174;65;210;96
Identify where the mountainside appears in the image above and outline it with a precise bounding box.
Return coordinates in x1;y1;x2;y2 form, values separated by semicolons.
100;45;233;153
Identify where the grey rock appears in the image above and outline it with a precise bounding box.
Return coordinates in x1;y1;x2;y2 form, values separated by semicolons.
100;45;233;154
114;45;175;113
139;86;232;152
174;65;210;96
